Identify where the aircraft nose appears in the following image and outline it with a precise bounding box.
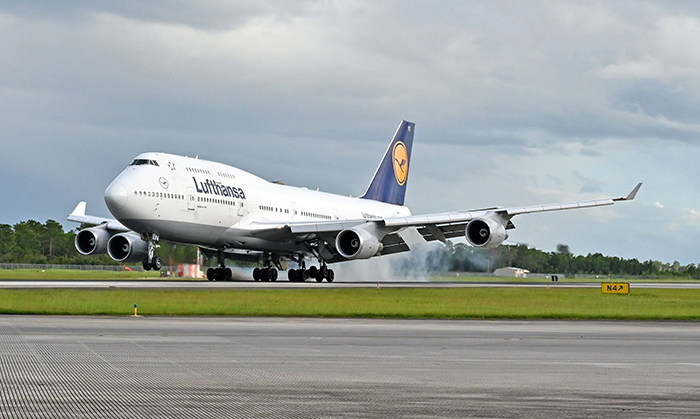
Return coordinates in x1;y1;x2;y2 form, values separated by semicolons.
104;181;128;212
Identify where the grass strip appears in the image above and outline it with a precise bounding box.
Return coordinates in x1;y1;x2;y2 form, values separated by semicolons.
1;288;700;320
430;276;700;283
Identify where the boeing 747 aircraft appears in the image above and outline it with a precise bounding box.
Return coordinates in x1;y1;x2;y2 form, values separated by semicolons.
68;121;641;282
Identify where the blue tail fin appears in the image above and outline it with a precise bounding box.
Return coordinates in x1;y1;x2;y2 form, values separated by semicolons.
360;120;414;206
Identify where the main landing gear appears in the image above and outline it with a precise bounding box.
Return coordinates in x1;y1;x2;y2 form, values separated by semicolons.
142;233;162;271
207;266;233;281
206;248;233;281
252;267;278;282
251;252;279;281
247;252;335;283
287;260;334;283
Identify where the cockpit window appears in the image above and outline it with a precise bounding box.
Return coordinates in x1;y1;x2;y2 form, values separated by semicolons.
130;159;160;167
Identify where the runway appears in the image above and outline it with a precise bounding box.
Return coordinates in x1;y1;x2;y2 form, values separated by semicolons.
2;279;700;289
2;316;700;418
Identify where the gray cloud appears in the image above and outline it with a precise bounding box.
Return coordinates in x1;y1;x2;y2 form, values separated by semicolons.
1;1;699;263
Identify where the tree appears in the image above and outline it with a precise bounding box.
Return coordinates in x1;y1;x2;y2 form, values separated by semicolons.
43;220;67;258
13;220;44;262
0;224;17;261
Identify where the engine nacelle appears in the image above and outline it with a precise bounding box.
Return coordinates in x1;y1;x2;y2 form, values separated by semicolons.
465;217;508;248
75;225;112;256
107;232;148;263
336;228;383;260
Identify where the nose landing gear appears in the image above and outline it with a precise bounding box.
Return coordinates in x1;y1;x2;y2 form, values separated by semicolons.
142;256;163;271
142;233;162;271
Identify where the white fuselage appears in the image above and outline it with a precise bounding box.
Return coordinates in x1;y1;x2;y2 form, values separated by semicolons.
104;152;412;253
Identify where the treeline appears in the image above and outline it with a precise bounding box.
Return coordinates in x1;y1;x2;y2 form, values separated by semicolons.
399;243;700;278
0;220;197;265
1;220;697;277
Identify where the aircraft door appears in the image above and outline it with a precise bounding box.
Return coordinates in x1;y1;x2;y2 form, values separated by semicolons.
187;187;196;211
291;202;298;220
333;209;339;220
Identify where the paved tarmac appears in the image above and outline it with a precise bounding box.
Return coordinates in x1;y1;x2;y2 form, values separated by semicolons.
2;279;700;289
2;316;700;418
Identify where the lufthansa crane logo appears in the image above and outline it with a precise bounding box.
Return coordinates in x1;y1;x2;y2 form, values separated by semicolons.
392;141;408;186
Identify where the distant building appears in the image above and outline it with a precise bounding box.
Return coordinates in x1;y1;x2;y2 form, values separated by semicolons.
493;267;530;278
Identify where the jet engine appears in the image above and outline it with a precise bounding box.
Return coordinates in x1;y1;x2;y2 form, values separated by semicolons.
336;228;383;260
107;232;149;263
465;217;508;248
74;225;112;256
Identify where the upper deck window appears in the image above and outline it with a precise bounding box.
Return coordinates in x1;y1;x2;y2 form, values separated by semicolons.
130;159;160;167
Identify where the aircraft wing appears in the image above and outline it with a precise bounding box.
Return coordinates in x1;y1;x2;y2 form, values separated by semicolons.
67;201;130;232
245;183;642;260
383;182;642;243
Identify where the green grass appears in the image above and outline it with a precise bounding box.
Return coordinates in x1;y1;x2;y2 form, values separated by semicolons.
0;269;178;280
1;288;699;320
431;275;700;283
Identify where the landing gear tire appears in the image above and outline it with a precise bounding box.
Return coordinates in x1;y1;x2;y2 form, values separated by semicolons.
288;269;297;282
142;258;152;271
253;268;261;282
326;269;335;282
206;267;232;281
151;257;162;271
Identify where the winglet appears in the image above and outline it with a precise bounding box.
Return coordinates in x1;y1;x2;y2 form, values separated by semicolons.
614;183;642;201
67;201;124;229
70;201;87;217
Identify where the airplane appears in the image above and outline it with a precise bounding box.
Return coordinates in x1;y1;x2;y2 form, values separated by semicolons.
68;120;642;282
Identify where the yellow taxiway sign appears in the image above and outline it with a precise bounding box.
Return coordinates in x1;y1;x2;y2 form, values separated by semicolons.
601;283;630;294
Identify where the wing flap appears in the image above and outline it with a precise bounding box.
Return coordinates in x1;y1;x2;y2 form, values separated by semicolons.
380;232;411;255
418;223;469;242
383;211;489;228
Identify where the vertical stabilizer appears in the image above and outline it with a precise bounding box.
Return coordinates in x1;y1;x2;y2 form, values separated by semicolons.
360;120;414;206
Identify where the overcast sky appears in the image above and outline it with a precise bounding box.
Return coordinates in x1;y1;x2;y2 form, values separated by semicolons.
1;1;699;264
